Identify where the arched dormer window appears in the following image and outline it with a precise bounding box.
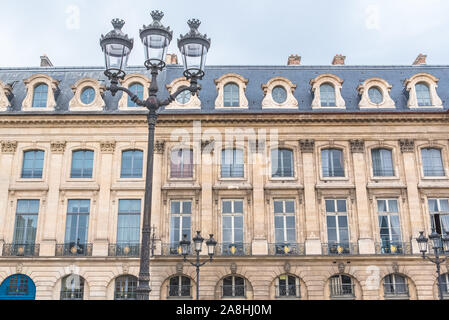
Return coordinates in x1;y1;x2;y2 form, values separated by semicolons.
310;74;345;109
214;73;249;109
357;77;395;109
69;78;106;111
405;73;442;109
118;74;151;110
262;77;298;108
0;80;13;111
165;77;201;109
22;74;59;111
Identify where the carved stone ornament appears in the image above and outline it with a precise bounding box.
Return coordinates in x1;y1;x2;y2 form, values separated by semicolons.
1;140;17;153
399;139;414;153
284;262;291;273
122;263;130;274
154;140;165;154
230;263;238;274
50;141;66;153
249;140;265;153
350;140;365;153
100;141;116;153
338;262;345;274
176;262;184;274
299;139;315;153
392;262;399;273
16;263;23;274
201;140;215;153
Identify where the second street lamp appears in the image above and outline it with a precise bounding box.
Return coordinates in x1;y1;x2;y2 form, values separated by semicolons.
100;10;211;300
180;232;217;300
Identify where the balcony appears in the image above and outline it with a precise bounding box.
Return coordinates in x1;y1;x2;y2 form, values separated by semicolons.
322;242;359;256
166;285;192;299
275;285;301;299
2;243;40;257
215;243;251;256
108;243;140;257
160;243;193;256
55;243;93;257
268;243;305;256
330;283;355;300
383;283;410;300
375;241;412;255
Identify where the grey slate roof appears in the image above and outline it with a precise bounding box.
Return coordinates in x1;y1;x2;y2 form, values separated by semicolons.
1;64;449;115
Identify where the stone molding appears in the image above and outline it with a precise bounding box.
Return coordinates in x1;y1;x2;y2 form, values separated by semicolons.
155;141;165;154
100;141;116;153
1;140;17;153
399;139;415;153
350;140;365;153
50;141;67;153
299;139;315;153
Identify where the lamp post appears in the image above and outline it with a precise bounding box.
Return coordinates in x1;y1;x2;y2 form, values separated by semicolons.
99;10;211;300
180;231;217;300
416;229;449;300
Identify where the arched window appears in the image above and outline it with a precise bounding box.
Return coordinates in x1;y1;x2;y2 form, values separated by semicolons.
71;150;94;178
320;83;336;107
32;84;48;108
271;148;294;178
115;275;138;300
416;82;432;106
221;149;244;178
128;83;144;107
21;150;44;178
368;87;383;105
222;276;245;298
383;274;409;298
276;275;300;298
170;149;193;178
80;87;96;105
321;148;344;177
121;150;143;178
60;275;85;300
223;83;239;107
422;148;445;177
329;275;354;299
168;276;192;298
371;148;394;177
176;90;191;105
0;274;36;300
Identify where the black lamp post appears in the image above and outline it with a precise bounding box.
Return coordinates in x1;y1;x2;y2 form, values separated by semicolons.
180;231;217;300
99;10;211;300
416;229;449;300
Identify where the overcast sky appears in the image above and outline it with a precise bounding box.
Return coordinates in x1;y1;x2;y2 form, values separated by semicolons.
1;0;449;67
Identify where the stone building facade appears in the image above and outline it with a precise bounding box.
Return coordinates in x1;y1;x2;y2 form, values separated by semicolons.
0;57;449;300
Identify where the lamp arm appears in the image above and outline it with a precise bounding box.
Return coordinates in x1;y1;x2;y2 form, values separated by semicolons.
159;84;201;107
423;254;440;264
106;84;145;107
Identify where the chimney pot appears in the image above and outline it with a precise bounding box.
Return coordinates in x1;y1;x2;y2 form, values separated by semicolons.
287;54;301;66
165;53;179;65
332;54;346;65
40;55;53;67
413;53;427;65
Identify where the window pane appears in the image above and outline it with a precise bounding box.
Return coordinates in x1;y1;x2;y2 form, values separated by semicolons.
337;200;346;212
325;200;335;213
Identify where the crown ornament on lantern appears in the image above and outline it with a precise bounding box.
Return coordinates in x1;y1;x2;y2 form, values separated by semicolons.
140;10;173;41
100;18;134;48
188;19;201;32
111;18;125;30
178;18;211;49
150;10;164;22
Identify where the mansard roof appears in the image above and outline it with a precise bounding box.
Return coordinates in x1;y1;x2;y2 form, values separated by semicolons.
1;64;449;114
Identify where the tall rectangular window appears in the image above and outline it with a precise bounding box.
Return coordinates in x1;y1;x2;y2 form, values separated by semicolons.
271;149;294;178
71;150;94;178
274;200;296;244
222;200;244;255
170;200;192;254
321;149;344;177
372;148;394;177
13;200;39;248
377;199;403;254
221;149;244;178
170;149;193;178
121;150;143;178
325;199;349;253
428;198;449;235
117;200;141;244
65;200;90;246
21;150;44;178
422;148;445;177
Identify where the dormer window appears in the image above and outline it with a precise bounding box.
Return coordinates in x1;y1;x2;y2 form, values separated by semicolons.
165;77;200;109
310;74;345;109
320;83;336;107
0;80;12;111
32;84;49;108
128;83;144;107
416;82;432;106
357;77;395;109
368;87;383;104
176;90;191;105
214;73;249;109
262;77;298;109
272;86;287;104
405;73;442;109
69;78;105;111
224;83;239;107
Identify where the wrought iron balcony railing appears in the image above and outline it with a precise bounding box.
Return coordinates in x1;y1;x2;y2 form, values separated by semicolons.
160;243;193;256
383;283;410;298
330;283;355;299
275;285;301;299
221;285;246;298
322;168;345;178
167;285;192;299
268;243;305;256
322;242;359;256
55;243;93;257
60;290;84;300
2;243;40;257
375;241;412;255
108;243;140;257
215;243;251;256
423;168;446;177
373;168;395;177
170;170;194;179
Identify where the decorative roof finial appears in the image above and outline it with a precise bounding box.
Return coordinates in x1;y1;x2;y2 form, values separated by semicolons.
150;10;164;22
111;18;125;30
187;19;201;32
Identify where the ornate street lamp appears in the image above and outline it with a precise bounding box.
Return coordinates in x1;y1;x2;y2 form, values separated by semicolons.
180;232;217;300
100;10;211;300
416;229;449;300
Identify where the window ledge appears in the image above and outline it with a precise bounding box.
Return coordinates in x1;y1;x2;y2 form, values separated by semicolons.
316;183;355;189
9;183;49;192
16;178;46;183
60;182;100;191
418;181;449;189
264;182;304;190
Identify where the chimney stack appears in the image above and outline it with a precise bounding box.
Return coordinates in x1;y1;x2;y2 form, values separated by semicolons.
165;53;178;65
332;54;346;66
287;54;301;66
40;54;53;67
413;53;427;65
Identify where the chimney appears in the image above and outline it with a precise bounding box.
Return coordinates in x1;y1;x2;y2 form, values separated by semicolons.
332;54;346;66
165;53;178;65
40;54;53;67
287;54;301;66
413;53;427;65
